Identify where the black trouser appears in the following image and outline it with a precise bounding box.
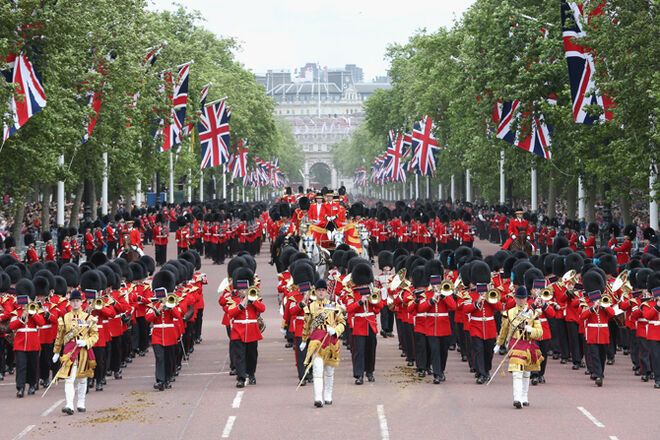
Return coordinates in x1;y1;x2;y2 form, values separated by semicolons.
122;330;132;361
587;343;607;379
130;325;139;355
456;323;467;359
137;317;149;352
93;346;106;384
471;336;495;379
293;336;308;380
380;307;394;334
194;309;204;341
153;344;174;384
557;319;570;360
230;340;258;381
607;321;618;361
401;322;415;362
226;326;235;370
39;343;54;384
177;247;187;256
109;336;122;372
184;324;194;354
549;318;561;354
212;243;221;264
651;340;660;385
414;331;428;372
155;245;167;266
15;351;38;390
532;339;550;379
0;338;6;374
566;321;582;365
630;333;640;369
638;337;652;375
448;312;457;347
352;327;377;378
427;335;450;376
106;241;117;259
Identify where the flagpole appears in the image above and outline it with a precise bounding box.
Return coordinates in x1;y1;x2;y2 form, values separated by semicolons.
136;179;142;207
450;175;455;202
531;164;538;212
499;150;505;204
187;168;192;203
465;169;472;203
101;152;109;215
650;162;658;230
438;183;443;200
200;169;204;202
577;174;585;220
169;150;174;203
57;155;65;226
426;176;430;199
415;174;419;199
222;164;227;200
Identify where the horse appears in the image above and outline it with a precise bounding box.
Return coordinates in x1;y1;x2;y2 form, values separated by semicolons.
509;234;534;256
299;234;330;279
117;245;144;263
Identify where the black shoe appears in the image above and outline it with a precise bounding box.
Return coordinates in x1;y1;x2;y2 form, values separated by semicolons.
560;359;567;364
106;370;113;377
114;371;122;380
236;380;245;388
634;369;642;376
406;361;414;367
77;407;86;413
380;330;387;338
367;373;375;382
88;379;95;388
62;407;74;415
654;382;660;389
400;352;406;358
623;349;629;356
595;377;603;387
299;380;306;387
139;351;146;357
314;401;323;408
433;376;441;384
476;376;485;385
539;376;546;384
513;401;522;409
572;364;580;370
418;371;426;378
101;378;106;386
0;373;4;381
120;362;127;368
461;355;468;362
324;400;333;405
531;377;539;386
28;385;35;395
165;381;172;389
522;402;529;407
229;368;237;376
248;376;256;385
590;374;597;381
155;382;165;391
16;387;24;398
448;344;456;351
641;374;650;382
552;354;560;360
126;357;133;364
499;347;506;355
585;369;592;375
386;333;394;338
95;383;103;391
284;342;293;348
8;367;14;375
355;376;364;385
606;359;614;365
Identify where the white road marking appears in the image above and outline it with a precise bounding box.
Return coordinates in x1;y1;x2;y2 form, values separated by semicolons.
577;406;605;428
231;391;244;409
41;399;65;417
377;404;390;440
12;425;35;440
221;416;237;438
609;437;619;440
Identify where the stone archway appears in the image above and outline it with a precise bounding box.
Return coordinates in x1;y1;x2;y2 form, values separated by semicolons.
309;162;332;188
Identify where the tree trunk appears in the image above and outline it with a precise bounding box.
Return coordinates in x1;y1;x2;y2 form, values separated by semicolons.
547;169;556;218
69;182;85;228
11;196;26;246
620;197;632;225
566;179;577;222
41;185;52;233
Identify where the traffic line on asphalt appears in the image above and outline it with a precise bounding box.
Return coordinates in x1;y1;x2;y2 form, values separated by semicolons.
12;425;35;440
577;406;605;428
609;436;619;440
41;399;65;417
231;391;244;409
221;416;236;438
377;404;390;440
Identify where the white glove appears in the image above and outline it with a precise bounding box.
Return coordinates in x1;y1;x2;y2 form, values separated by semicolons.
525;325;533;333
52;353;59;363
299;342;307;351
280;328;287;336
327;326;336;336
512;235;517;240
76;339;87;348
493;345;500;354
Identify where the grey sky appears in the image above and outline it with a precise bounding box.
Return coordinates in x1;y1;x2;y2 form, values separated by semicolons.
148;0;475;81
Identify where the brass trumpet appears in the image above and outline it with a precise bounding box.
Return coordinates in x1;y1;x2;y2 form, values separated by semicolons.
599;294;613;308
486;289;500;305
164;294;179;309
540;288;554;302
246;286;261;302
369;290;381;305
439;280;454;296
93;297;105;310
27;301;41;315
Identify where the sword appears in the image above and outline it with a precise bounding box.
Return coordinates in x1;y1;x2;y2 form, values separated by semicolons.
296;333;329;391
487;337;522;386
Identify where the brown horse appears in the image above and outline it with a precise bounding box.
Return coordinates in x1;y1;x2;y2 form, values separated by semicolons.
509;235;534;256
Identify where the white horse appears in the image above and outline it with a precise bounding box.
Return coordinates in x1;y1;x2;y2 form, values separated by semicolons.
299;234;330;279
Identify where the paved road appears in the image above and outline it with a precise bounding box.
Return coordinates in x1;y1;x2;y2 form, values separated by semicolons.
2;238;657;440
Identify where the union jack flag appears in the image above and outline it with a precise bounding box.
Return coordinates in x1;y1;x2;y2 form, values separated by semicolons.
199;99;231;170
492;100;553;160
371;153;388;185
410;116;440;176
199;83;210;107
561;1;613;124
492;100;521;144
229;138;248;179
2;52;47;144
353;167;368;187
82;53;114;144
384;130;411;182
156;62;191;152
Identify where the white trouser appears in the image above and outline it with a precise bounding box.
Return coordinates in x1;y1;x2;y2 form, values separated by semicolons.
312;356;335;403
512;371;531;404
64;363;87;410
